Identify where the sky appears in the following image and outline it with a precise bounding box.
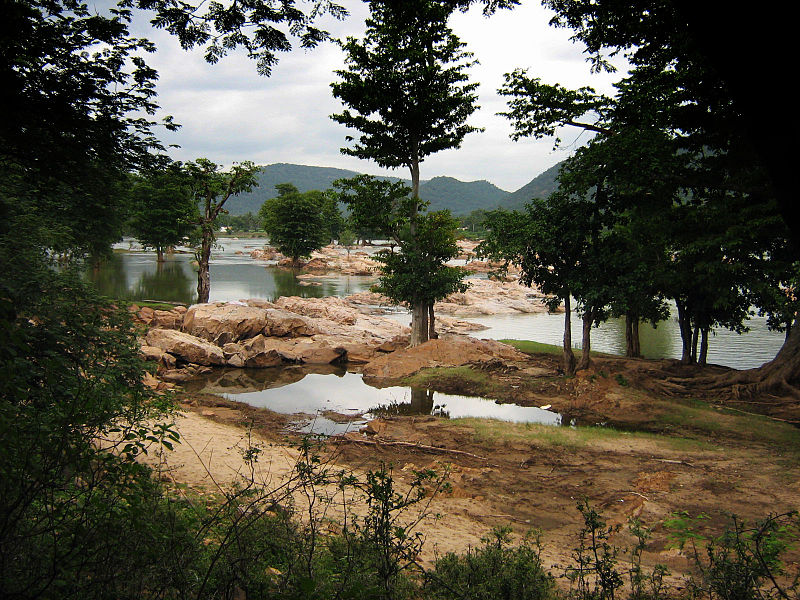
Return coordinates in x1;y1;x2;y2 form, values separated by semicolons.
125;1;627;193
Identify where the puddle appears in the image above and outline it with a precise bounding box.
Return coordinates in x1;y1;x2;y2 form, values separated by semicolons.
183;367;565;436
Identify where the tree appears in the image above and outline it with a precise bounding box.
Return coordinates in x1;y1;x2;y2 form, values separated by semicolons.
331;0;481;346
128;164;197;262
186;158;259;303
334;175;466;341
259;183;329;265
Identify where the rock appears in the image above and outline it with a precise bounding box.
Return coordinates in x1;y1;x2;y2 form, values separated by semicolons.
140;345;165;362
274;296;358;325
297;344;346;365
239;334;301;364
159;368;195;383
377;336;408;352
361;336;528;379
201;410;216;417
263;308;318;337
183;303;269;345
138;306;155;324
145;328;226;366
361;419;388;435
142;371;160;389
152;309;182;329
302;257;330;271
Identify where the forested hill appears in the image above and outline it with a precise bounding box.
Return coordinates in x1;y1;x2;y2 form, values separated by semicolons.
224;162;561;215
501;162;562;210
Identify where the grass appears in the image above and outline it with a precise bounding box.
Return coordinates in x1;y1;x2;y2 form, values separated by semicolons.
403;366;491;387
127;300;184;311
453;417;710;453
500;339;619;358
654;397;800;454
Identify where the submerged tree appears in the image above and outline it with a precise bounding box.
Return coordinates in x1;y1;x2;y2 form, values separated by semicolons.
128;164;197;263
331;0;481;345
186;159;259;303
260;183;329;265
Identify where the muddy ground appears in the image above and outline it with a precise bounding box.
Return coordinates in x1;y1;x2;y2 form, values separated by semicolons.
162;350;800;585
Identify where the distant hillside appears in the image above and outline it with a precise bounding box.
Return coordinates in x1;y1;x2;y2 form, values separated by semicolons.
224;163;510;216
502;162;563;210
418;176;509;213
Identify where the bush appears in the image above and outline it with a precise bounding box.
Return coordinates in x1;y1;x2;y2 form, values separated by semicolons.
426;526;556;600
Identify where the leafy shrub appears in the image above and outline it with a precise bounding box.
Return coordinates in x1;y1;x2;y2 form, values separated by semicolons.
426;526;556;600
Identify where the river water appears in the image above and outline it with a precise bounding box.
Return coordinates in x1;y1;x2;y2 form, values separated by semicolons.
93;237;785;370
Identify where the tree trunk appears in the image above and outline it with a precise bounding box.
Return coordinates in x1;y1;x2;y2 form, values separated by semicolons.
698;327;709;366
156;247;165;263
624;312;641;358
409;301;429;347
562;295;576;376
691;325;700;363
407;153;427;346
577;308;594;371
676;301;694;364
428;302;438;340
661;316;800;402
196;226;212;304
631;317;641;357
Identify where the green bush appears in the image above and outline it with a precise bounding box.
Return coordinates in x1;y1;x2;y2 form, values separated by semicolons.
426;526;556;600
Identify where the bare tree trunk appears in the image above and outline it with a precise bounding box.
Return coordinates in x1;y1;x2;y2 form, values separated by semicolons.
428;302;438;340
676;301;694;364
196;226;212;304
410;301;428;347
624;312;641;358
691;325;700;363
698;327;709;366
577;308;594;371
563;295;576;376
156;247;165;263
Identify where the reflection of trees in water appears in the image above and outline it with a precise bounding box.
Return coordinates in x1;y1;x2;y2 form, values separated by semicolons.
86;254;195;304
270;268;326;301
184;364;347;395
85;253;130;298
132;261;194;304
368;387;440;417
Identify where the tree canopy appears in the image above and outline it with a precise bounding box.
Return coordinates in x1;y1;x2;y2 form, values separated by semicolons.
260;183;330;263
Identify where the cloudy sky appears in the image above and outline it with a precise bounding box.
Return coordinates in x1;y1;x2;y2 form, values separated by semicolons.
127;1;626;192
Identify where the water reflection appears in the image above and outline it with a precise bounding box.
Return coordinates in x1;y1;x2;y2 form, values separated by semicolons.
87;240;376;304
185;368;565;435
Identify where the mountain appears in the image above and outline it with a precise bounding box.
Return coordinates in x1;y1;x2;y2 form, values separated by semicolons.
223;163;510;216
501;162;562;210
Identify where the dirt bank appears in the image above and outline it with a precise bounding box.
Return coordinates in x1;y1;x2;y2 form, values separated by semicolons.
151;349;800;579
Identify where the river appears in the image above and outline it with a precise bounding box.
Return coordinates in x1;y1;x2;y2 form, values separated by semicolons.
91;238;786;370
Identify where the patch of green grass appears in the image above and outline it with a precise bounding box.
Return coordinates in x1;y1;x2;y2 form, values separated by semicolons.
403;366;490;387
128;300;183;310
451;418;706;452
654;397;800;459
500;339;618;358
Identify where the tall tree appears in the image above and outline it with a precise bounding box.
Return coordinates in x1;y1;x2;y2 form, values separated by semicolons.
186;159;259;303
331;0;481;346
259;183;329;264
128;164;197;262
334;175;466;340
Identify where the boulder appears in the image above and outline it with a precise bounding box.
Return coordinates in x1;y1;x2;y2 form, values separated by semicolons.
145;328;226;366
274;296;359;325
263;308;319;337
297;344;346;365
361;336;528;379
183;303;268;345
152;309;183;329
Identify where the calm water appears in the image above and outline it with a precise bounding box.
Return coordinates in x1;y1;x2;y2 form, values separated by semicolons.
184;367;565;435
92;239;786;370
90;238;376;304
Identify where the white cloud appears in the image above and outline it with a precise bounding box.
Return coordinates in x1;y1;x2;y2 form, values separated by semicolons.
134;1;627;192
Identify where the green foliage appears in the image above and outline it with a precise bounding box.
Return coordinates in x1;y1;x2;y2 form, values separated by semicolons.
259;183;330;262
334;176;467;309
427;526;556;600
331;1;482;173
666;511;800;600
127;164;198;258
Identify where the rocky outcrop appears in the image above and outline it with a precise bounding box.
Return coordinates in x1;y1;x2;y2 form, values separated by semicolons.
145;328;226;366
182;303;268;344
361;336;529;380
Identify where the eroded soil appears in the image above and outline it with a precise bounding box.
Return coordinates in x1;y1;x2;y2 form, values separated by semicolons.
154;351;800;582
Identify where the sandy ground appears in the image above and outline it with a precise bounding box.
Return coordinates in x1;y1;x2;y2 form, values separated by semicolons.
142;350;800;582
